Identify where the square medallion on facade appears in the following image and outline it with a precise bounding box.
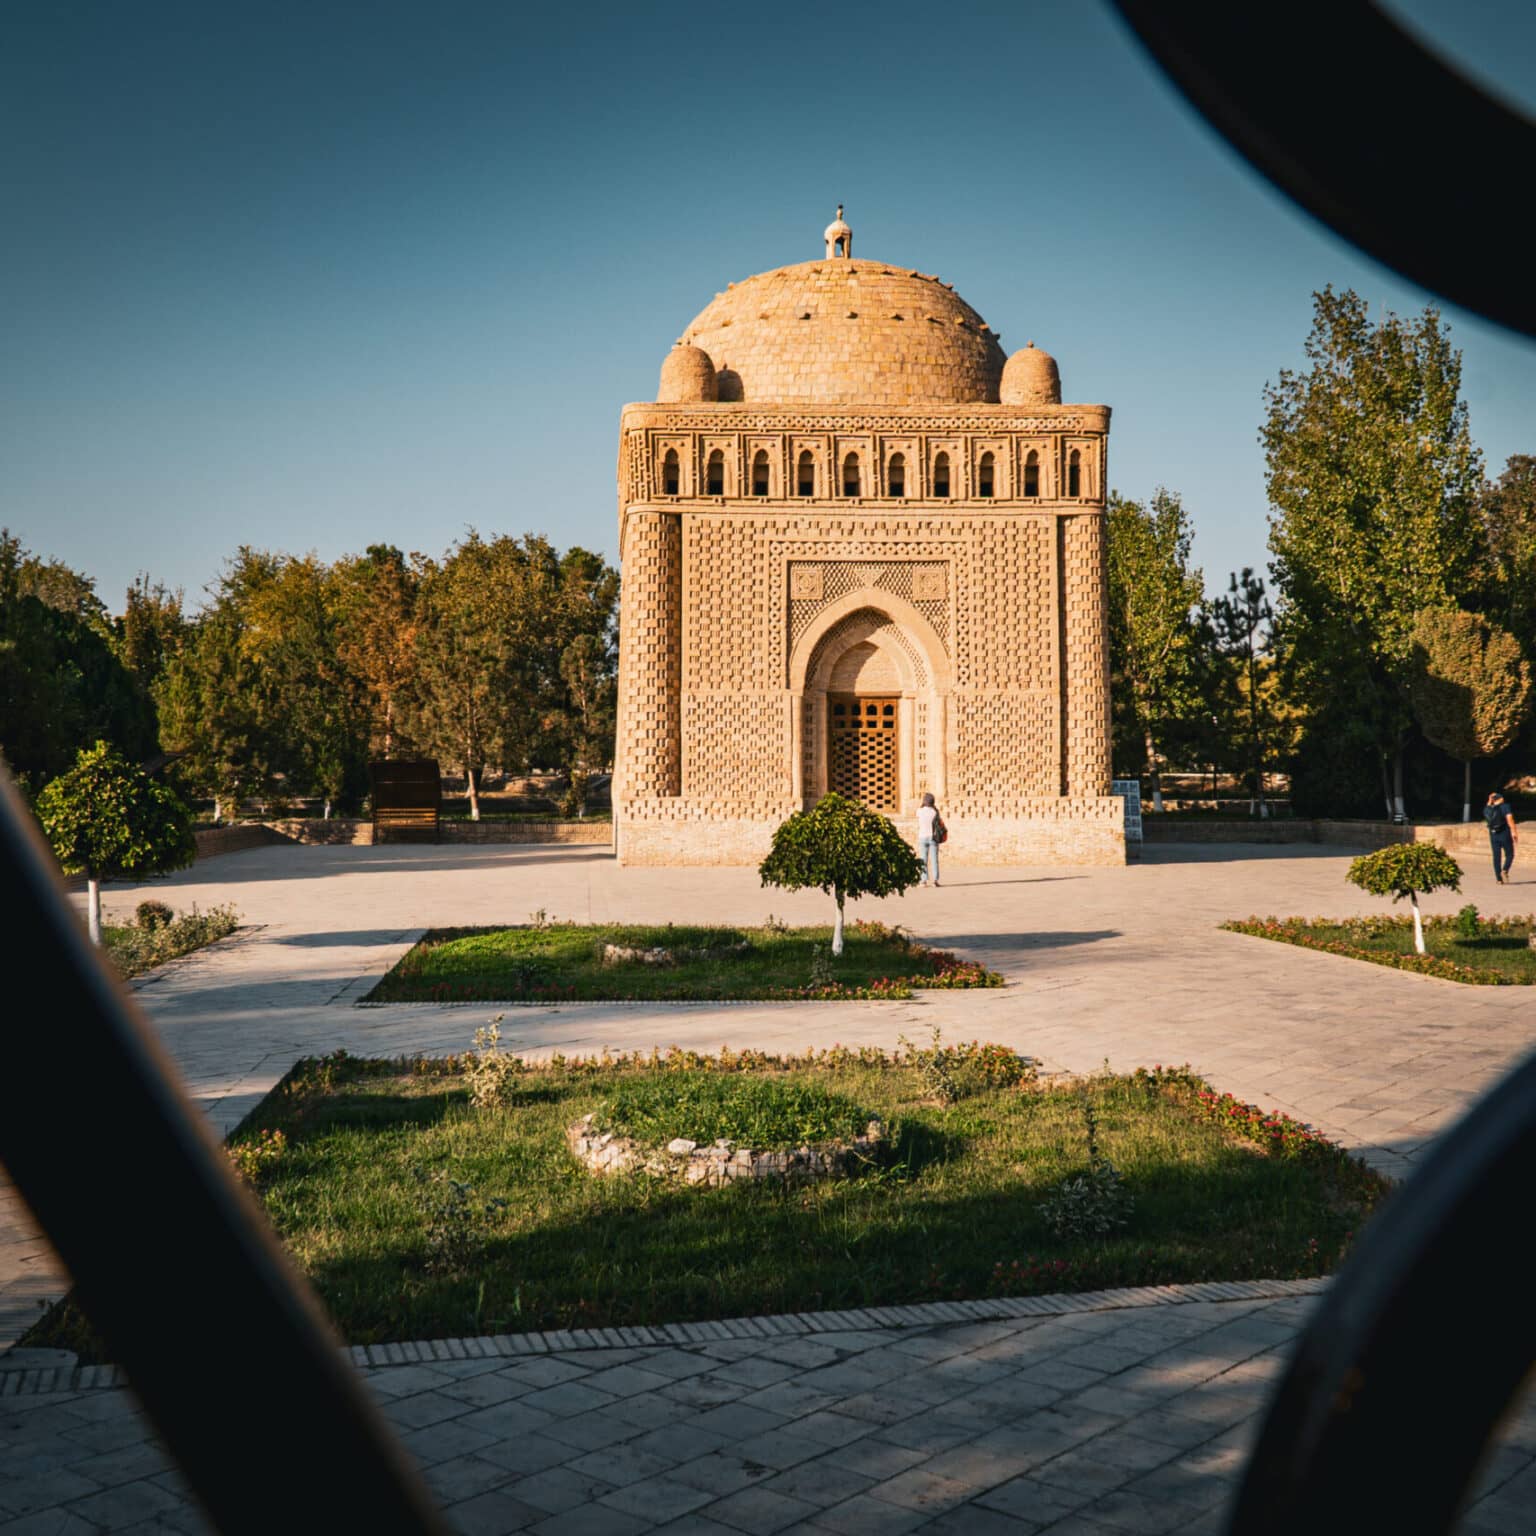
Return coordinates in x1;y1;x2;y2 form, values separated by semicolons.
789;565;824;602
912;567;947;602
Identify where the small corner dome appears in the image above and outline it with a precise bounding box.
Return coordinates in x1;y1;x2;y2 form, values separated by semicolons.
1000;342;1062;406
657;343;718;403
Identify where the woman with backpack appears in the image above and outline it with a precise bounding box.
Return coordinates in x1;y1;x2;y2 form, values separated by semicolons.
916;792;946;887
1486;791;1518;883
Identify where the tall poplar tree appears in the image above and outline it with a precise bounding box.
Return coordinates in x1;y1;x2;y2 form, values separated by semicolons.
1264;288;1482;820
1106;488;1204;810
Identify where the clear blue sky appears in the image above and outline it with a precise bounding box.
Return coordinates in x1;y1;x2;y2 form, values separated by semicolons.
4;1;1534;612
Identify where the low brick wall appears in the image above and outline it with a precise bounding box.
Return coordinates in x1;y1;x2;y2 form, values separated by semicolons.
191;818;612;859
1144;818;1494;852
268;818;373;846
192;824;288;859
439;820;612;845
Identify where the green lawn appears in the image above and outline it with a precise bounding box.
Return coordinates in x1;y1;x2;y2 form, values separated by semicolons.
363;921;1002;1002
23;1052;1389;1356
1224;914;1536;984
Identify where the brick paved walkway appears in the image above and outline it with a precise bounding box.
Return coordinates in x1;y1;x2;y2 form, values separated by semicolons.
3;1285;1533;1534
3;842;1535;1530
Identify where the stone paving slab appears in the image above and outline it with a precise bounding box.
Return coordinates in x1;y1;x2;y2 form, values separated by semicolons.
1;1285;1532;1534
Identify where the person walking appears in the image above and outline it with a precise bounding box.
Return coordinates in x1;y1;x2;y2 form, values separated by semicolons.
916;791;944;887
1485;790;1518;883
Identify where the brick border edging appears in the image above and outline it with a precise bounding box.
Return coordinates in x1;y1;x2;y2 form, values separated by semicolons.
0;1276;1329;1396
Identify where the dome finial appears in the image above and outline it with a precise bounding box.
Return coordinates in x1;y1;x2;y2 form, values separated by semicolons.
824;204;852;260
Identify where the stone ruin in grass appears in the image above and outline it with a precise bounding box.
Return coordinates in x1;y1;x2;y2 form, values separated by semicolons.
566;1113;885;1187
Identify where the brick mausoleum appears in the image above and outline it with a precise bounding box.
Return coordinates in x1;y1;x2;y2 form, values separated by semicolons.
613;210;1122;867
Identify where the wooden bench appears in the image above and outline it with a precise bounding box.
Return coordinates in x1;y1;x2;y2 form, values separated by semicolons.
369;761;441;844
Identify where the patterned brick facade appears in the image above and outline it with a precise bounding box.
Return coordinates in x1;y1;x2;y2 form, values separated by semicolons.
614;226;1122;866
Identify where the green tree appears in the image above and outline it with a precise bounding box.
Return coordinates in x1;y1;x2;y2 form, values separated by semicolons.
237;552;370;815
1473;454;1536;653
155;604;268;822
0;533;156;790
331;545;424;759
36;740;196;944
1264;287;1483;820
1106;488;1204;810
117;575;186;699
1407;609;1533;822
406;534;618;818
1210;569;1276;816
1346;842;1462;955
758;792;921;955
556;630;616;811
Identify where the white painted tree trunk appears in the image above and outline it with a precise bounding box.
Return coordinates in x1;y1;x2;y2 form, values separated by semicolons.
467;766;480;822
323;798;332;821
213;795;222;825
1411;891;1425;955
832;894;845;957
87;877;102;946
1462;760;1471;823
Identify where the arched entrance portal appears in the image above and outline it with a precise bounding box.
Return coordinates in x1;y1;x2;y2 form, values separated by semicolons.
787;593;952;815
825;640;902;809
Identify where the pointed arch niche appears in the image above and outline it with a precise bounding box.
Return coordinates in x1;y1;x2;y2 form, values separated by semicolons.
787;589;951;812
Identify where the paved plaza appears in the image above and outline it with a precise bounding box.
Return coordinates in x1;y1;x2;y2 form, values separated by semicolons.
3;841;1535;1532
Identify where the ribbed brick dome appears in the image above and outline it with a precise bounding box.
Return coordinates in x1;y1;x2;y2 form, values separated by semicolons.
675;259;1005;406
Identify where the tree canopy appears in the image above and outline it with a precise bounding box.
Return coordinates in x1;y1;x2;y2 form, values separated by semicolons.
759;792;921;955
1264;288;1483;817
1106;488;1204;806
36;740;195;943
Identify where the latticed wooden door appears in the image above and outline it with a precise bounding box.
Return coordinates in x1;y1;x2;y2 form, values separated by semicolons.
828;696;899;811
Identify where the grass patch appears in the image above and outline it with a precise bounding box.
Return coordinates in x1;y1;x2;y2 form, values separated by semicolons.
592;1074;870;1150
22;1050;1388;1357
104;904;241;979
1224;913;1536;984
363;919;1003;1002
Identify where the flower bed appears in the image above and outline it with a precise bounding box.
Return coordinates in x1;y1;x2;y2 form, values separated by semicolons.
364;917;1005;1003
1222;913;1536;984
25;1044;1388;1357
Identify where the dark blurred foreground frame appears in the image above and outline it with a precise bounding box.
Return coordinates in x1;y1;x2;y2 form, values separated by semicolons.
1112;3;1536;1531
0;764;447;1534
1113;3;1536;344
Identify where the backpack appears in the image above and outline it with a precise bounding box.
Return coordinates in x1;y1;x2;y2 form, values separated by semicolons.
933;814;948;845
1485;802;1509;832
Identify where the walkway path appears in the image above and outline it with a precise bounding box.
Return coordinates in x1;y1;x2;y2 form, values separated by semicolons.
2;842;1534;1530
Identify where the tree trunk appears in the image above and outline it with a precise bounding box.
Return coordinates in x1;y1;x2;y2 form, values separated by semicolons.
1144;727;1163;812
87;876;103;946
832;891;845;956
1380;759;1393;822
1392;749;1406;823
213;795;222;826
323;797;332;821
383;699;394;759
1462;759;1472;824
467;765;480;822
1410;890;1425;955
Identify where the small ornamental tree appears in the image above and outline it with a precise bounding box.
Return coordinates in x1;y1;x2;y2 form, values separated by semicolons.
36;741;196;945
758;792;922;955
1347;843;1463;956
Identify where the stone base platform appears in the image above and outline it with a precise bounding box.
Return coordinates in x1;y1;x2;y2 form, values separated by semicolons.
615;797;1126;867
